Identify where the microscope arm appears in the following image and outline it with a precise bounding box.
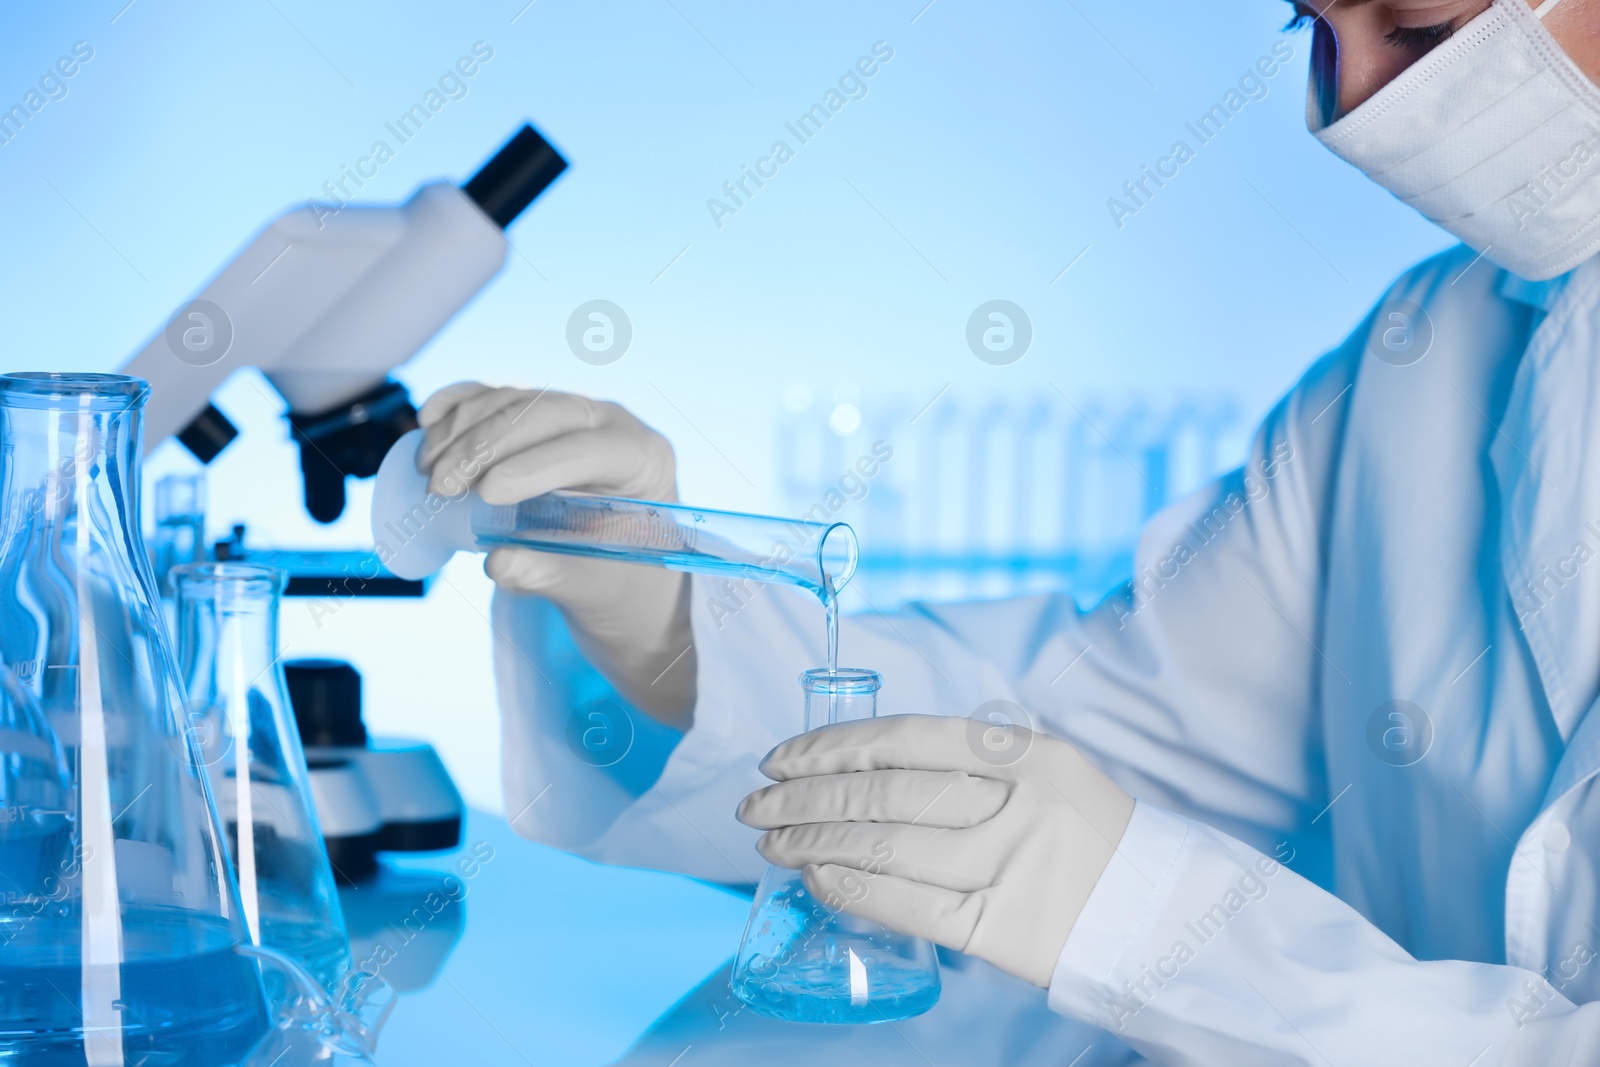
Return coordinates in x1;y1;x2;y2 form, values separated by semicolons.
122;124;567;523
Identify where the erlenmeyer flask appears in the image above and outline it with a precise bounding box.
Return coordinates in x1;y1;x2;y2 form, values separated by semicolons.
731;668;941;1024
0;646;69;885
172;562;353;994
150;472;206;600
0;372;271;1064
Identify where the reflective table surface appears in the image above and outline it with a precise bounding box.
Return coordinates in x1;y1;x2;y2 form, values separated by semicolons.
354;811;1135;1067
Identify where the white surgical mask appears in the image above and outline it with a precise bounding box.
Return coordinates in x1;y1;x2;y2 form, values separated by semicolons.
1311;0;1600;281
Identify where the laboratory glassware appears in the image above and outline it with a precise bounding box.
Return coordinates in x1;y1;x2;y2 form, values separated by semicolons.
172;561;353;993
372;429;858;594
730;668;942;1024
150;471;206;600
0;372;272;1065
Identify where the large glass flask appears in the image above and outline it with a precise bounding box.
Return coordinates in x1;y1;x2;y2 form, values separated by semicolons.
0;373;271;1065
730;668;941;1024
172;562;352;993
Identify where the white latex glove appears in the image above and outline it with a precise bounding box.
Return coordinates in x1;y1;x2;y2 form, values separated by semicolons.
737;714;1135;988
416;382;696;727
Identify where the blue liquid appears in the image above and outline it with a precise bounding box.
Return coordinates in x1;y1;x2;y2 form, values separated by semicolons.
0;814;71;894
474;533;832;598
473;492;859;601
0;907;270;1066
732;956;944;1024
730;874;941;1024
224;822;352;992
259;914;351;994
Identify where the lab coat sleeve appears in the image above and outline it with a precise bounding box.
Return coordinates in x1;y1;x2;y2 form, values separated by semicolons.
1047;800;1600;1066
494;571;853;884
495;330;1359;884
833;336;1361;850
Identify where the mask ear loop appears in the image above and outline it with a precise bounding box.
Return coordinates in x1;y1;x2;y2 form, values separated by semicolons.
1313;17;1339;127
1534;0;1566;16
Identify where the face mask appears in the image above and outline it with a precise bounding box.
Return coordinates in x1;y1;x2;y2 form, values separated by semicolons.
1310;0;1600;282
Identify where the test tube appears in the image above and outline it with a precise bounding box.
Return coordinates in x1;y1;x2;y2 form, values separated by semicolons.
470;491;858;598
372;429;858;597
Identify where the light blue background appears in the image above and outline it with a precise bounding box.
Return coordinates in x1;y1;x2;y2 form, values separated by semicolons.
0;0;1451;801
0;3;1454;1059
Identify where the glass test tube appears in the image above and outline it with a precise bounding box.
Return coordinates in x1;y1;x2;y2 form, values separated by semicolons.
470;491;859;599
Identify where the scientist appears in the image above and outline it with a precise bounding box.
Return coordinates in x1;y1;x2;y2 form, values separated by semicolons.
420;0;1600;1062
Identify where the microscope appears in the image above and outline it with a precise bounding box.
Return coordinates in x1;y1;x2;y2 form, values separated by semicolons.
124;124;569;874
123;123;566;522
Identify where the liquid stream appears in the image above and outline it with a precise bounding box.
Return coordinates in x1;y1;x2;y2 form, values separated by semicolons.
824;574;839;722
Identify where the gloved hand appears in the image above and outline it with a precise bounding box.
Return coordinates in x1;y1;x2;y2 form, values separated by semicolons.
416;382;696;727
737;714;1135;988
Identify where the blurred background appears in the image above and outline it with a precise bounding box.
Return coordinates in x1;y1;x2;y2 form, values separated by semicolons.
0;0;1449;850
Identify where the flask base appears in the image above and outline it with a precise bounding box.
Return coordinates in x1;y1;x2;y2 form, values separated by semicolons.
730;866;941;1025
731;955;942;1024
0;909;271;1066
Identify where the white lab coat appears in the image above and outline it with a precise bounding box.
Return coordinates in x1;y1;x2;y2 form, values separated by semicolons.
495;243;1600;1065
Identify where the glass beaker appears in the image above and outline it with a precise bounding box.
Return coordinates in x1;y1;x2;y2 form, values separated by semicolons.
730;668;941;1024
172;562;353;994
0;372;271;1065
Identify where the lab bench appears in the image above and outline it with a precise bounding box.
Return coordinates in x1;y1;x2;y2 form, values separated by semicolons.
357;811;1136;1067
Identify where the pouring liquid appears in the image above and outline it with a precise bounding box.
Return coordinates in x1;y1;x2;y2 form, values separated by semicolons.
823;576;840;724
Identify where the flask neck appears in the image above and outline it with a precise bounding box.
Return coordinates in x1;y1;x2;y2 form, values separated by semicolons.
0;376;160;704
801;668;880;730
0;388;147;573
173;565;287;697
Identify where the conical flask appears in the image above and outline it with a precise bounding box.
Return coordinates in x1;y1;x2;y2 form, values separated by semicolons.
172;562;353;994
150;472;206;609
731;668;941;1023
0;372;272;1064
